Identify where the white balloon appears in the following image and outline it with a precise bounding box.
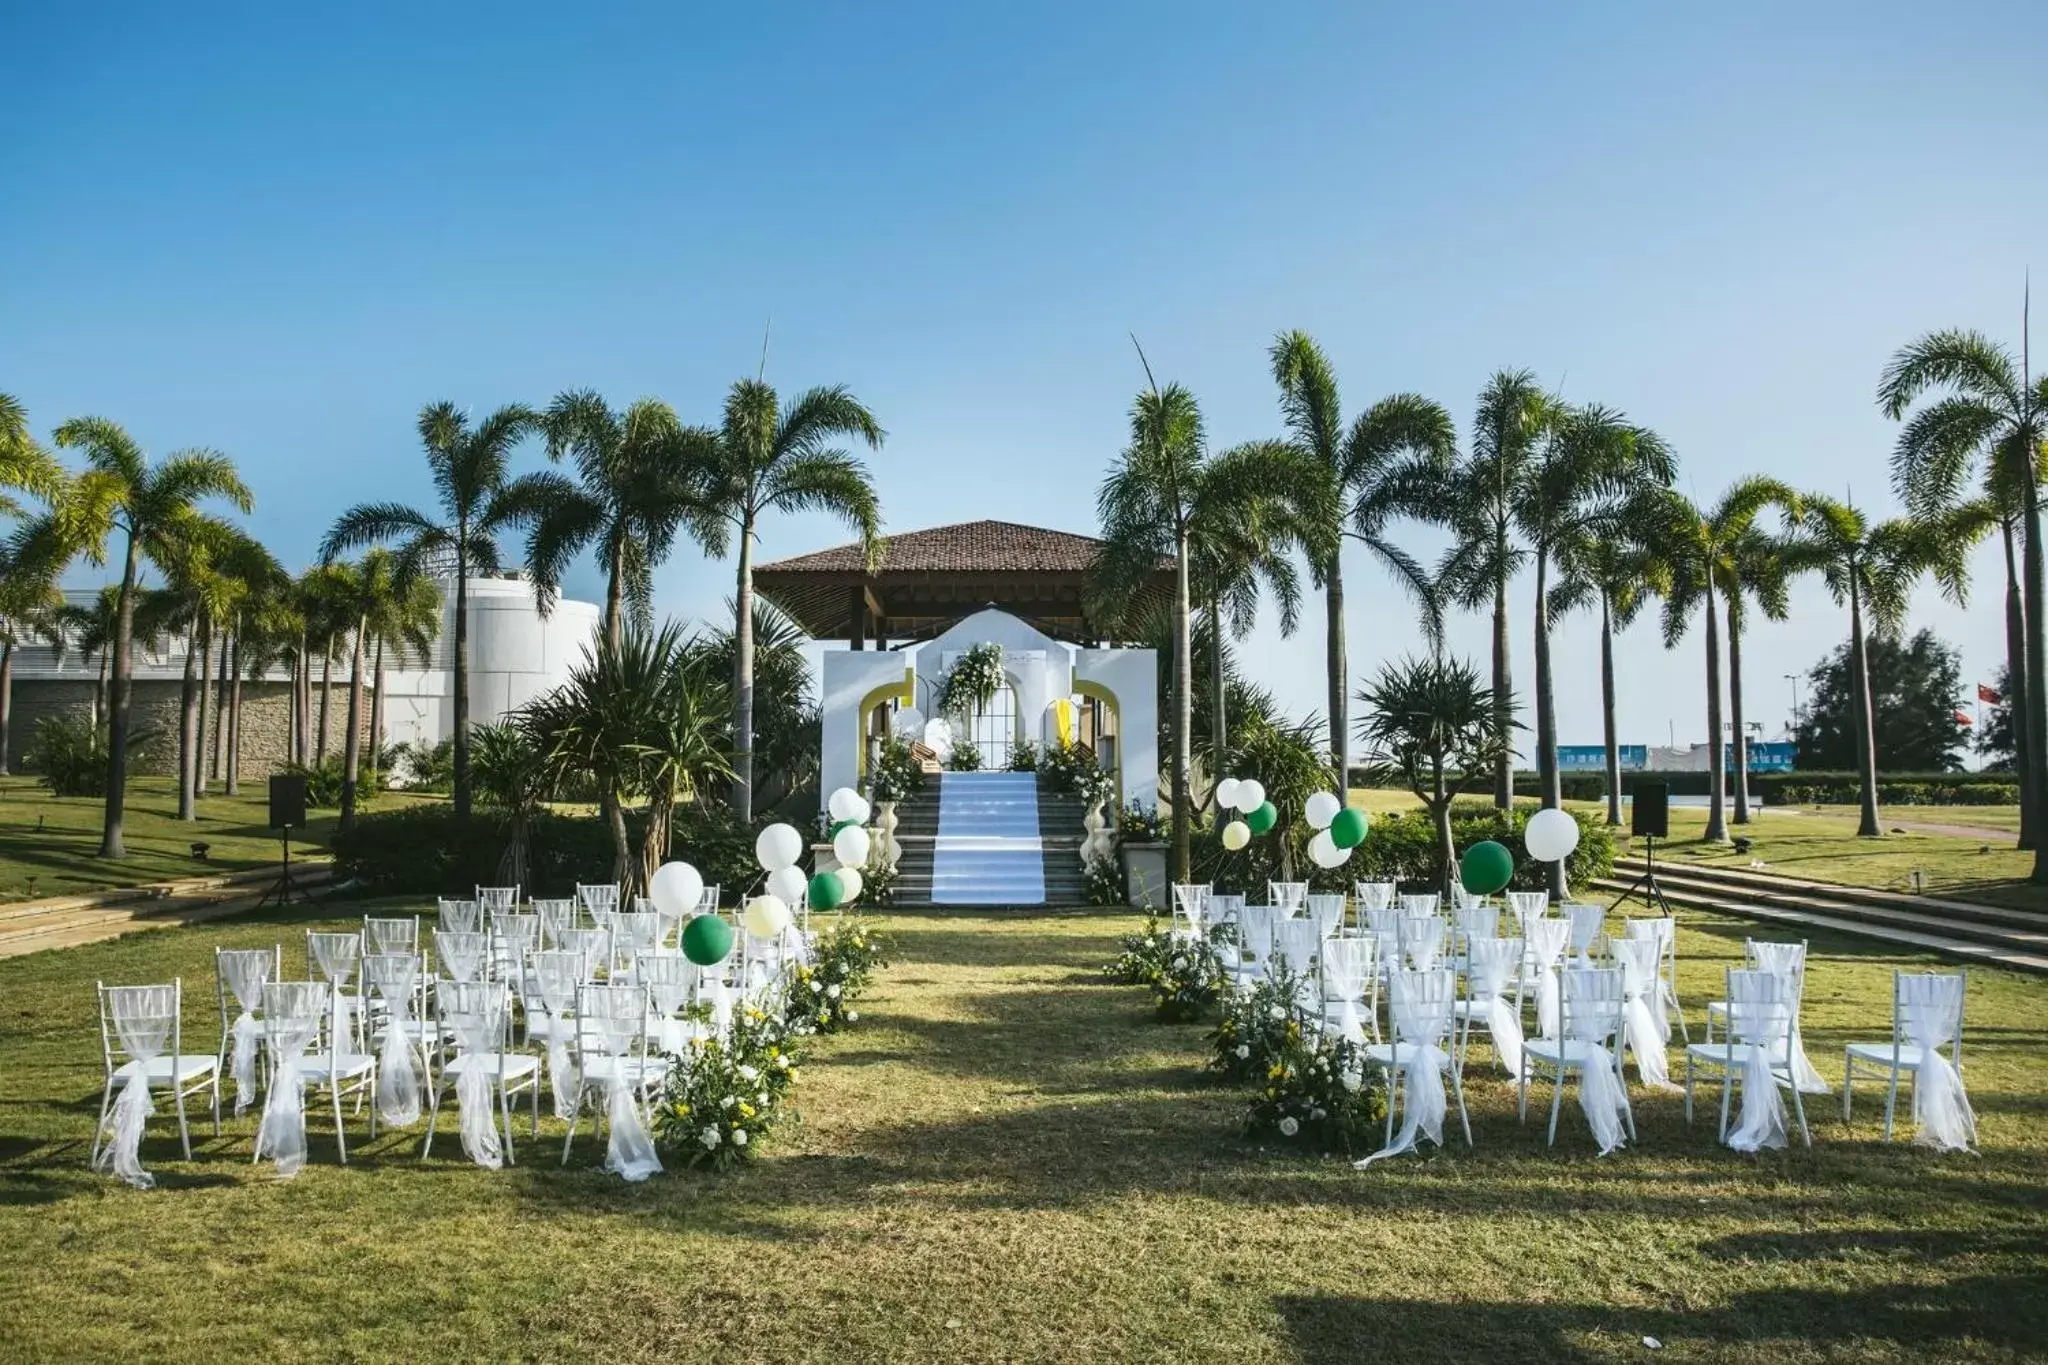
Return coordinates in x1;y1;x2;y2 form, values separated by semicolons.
647;860;704;918
755;822;804;872
828;787;865;822
833;824;873;869
1304;791;1342;831
923;717;953;757
744;894;792;938
1524;807;1582;863
892;707;925;740
1221;819;1251;851
1237;779;1266;812
767;864;808;906
836;866;863;903
1216;777;1242;811
1309;829;1350;869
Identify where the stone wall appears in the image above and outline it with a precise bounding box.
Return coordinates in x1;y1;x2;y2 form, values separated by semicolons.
6;679;376;779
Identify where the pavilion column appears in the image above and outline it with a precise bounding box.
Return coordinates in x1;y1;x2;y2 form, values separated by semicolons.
849;587;868;651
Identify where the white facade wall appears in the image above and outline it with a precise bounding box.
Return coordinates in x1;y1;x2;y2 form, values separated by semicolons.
379;576;601;749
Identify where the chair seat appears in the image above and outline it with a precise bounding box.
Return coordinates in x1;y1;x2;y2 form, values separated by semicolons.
1523;1038;1616;1069
1686;1042;1793;1074
111;1054;217;1085
1450;999;1499;1022
527;1015;577;1043
299;1053;377;1083
1705;1000;1728;1019
1845;1042;1936;1070
578;1055;669;1087
1360;1042;1451;1071
442;1053;541;1081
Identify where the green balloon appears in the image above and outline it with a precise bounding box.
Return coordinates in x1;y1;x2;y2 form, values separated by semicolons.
681;912;734;967
808;870;845;911
829;818;857;837
1329;806;1368;849
1246;800;1278;836
1460;840;1516;896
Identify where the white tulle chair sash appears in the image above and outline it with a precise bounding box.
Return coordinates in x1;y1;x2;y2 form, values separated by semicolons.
1305;894;1346;937
96;984;178;1189
1613;938;1676;1091
1724;970;1793;1152
441;981;507;1168
435;930;489;984
1360;970;1454;1166
1901;975;1976;1152
1561;968;1629;1155
1527;919;1571;1039
1353;881;1395;913
362;953;422;1128
531;950;586;1119
1749;940;1831;1095
218;950;273;1116
1466;937;1525;1077
1623;917;1677;1036
256;981;327;1178
1398;916;1445;971
1397;894;1440;916
1269;882;1308;914
581;985;661;1182
436;899;482;935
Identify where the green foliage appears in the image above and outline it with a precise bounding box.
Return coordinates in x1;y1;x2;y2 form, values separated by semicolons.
868;736;925;803
393;737;455;793
1148;932;1227;1022
1038;739;1103;795
1350;805;1614;892
651;1003;803;1170
783;916;889;1035
1772;780;2018;807
1008;739;1040;772
1083;852;1124;906
1795;628;1971;773
1209;966;1309;1085
23;716;124;797
936;642;1006;717
1100;915;1174;985
1244;1032;1389;1157
945;743;982;772
1118;801;1164;841
279;755;348;809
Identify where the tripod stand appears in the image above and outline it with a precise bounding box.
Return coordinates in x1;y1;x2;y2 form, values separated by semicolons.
1608;833;1674;917
254;829;309;909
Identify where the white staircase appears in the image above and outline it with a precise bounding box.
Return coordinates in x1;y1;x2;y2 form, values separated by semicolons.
931;772;1047;906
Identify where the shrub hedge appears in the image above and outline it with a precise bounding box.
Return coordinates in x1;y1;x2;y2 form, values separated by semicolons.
1477;769;2020;806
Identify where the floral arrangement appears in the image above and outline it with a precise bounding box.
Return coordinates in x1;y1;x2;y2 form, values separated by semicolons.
869;736;926;803
1118;801;1163;841
1038;738;1103;795
1244;1032;1388;1156
946;743;984;772
1149;933;1228;1022
936;642;1006;716
1008;739;1040;772
785;916;890;1035
1208;966;1312;1085
860;854;900;907
1084;852;1125;906
1100;914;1173;984
652;1004;803;1169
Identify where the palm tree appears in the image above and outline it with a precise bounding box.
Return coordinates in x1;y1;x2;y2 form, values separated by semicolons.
1793;496;1991;836
1437;371;1550;807
297;563;353;767
1650;478;1800;844
1515;404;1674;893
1269;331;1455;781
360;550;440;795
151;517;252;819
1550;510;1671;826
523;390;720;649
1721;528;1797;824
48;419;251;857
229;576;303;794
682;597;819;815
198;533;282;797
0;547;63;775
322;401;541;819
51;586;121;729
1880;326;2048;864
692;380;882;822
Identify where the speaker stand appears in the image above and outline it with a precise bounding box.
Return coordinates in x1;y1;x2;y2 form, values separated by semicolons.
254;831;309;909
1609;833;1674;917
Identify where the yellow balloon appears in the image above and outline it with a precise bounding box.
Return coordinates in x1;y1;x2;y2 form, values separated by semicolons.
1221;820;1251;851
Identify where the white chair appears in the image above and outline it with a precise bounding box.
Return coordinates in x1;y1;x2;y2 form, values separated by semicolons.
361;952;428;1134
1397;893;1441;916
1230;905;1279;990
556;928;612;977
533;898;579;947
434;929;490;985
1270;920;1323;999
526;948;592;1119
1356;969;1470;1165
561;983;665;1181
254;979;375;1173
1318;936;1376;1044
1613;937;1677;1091
1844;970;1974;1151
1564;903;1606;966
1305;893;1347;937
1506;890;1550;938
475;885;521;916
612;910;662;973
1520;967;1634;1153
362;915;419;956
215;946;278;1118
1451;904;1499;956
1707;940;1829;1094
426;980;539;1167
1207;892;1246;936
490;912;541;986
436;898;482;935
1269;881;1308;914
1449;883;1486;915
305;930;364;1051
1686;968;1810;1150
1171;883;1211;941
574;882;620;924
1353;881;1395;913
91;980;218;1188
1397;915;1446;971
1453;935;1524;1077
1524;917;1572;1040
1622;916;1686;1043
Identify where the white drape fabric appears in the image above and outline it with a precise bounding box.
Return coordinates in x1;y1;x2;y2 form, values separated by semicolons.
256;981;327;1178
1900;974;1976;1153
1272;920;1321;980
307;932;360;1049
362;953;422;1128
1353;881;1395;913
1236;905;1278;971
1561;968;1629;1156
1397;894;1440;916
1749;941;1830;1095
534;899;577;948
1565;904;1606;966
1319;937;1371;1044
442;982;506;1169
437;898;482;934
1723;970;1793;1153
1527;918;1571;1039
575;883;620;920
1507;891;1549;937
1623;917;1678;1037
363;917;417;956
1453;905;1499;947
1358;970;1453;1167
583;986;661;1182
614;912;661;969
1398;916;1445;971
532;950;584;1119
1613;938;1676;1090
1268;882;1308;913
217;949;272;1116
1171;883;1210;940
1305;894;1346;937
96;984;177;1189
1466;936;1524;1078
476;886;519;914
639;954;695;1056
435;930;488;985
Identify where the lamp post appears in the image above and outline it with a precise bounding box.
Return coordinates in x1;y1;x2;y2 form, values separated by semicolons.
1783;672;1802;737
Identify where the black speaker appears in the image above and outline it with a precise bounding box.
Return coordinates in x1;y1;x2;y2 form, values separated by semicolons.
268;774;308;831
1631;781;1669;839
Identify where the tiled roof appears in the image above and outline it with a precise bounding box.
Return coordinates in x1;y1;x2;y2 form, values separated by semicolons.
758;520;1107;576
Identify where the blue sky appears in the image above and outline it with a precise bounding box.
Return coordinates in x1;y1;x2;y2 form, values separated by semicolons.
4;2;2044;758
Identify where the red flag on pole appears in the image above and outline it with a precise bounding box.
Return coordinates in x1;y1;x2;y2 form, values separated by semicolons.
1979;683;2002;704
1956;710;1975;726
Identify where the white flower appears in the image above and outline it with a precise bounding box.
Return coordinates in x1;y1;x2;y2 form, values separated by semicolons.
700;1125;722;1149
1311;1107;1327;1121
846;1009;860;1022
827;983;842;1000
721;1095;737;1110
737;1064;760;1082
1340;1071;1362;1093
1235;1044;1251;1060
1278;1116;1300;1137
757;1091;770;1106
734;1127;750;1146
1268;1005;1287;1022
773;1054;791;1070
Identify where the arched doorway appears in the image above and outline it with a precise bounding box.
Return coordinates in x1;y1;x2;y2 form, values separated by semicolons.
964;681;1019;769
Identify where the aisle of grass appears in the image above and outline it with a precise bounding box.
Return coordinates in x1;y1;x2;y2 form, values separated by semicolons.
2;896;2045;1361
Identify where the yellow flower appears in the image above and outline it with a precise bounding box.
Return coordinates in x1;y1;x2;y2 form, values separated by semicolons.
672;1102;690;1117
738;1102;757;1119
1268;1064;1285;1080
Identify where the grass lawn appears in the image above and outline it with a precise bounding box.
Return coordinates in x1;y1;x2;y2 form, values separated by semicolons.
0;776;436;904
2;896;2044;1361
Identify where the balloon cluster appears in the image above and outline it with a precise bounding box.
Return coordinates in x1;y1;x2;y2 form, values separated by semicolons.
1214;777;1274;851
647;857;732;966
1457;808;1581;896
753;786;874;925
1303;790;1369;868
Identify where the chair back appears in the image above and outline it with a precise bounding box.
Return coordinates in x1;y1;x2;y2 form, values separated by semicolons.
573;982;650;1065
306;930;361;987
1398;915;1445;971
1526;916;1571;968
475;885;520;914
614;910;662;965
1453;904;1499;945
1353;881;1395;913
530;949;589;1018
1237;904;1278;964
262;979;330;1058
1559;967;1625;1044
1397;893;1440;916
437;898;482;934
439;980;511;1059
362;916;419;956
98;980;182;1076
1207;893;1246;934
1611;936;1660;1001
216;946;279;1025
490;913;540;982
1320;936;1374;1000
1271;920;1321;977
1895;970;1967;1062
1449;883;1485;914
556;928;612;972
1565;904;1606;957
533;898;578;946
434;929;491;984
1724;968;1795;1052
637;952;694;1018
1171;883;1211;937
1305;894;1347;937
1747;938;1809;993
1269;881;1309;914
1463;936;1522;1006
575;882;621;920
1506;890;1550;934
1387;968;1456;1045
361;951;421;1007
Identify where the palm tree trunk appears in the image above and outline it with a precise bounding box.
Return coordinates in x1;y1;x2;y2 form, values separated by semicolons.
1210;597;1228;809
1431;760;1455;899
316;635;334;765
177;622;200;821
453;551;473;820
1326;552;1347;785
1703;575;1727;844
605;538;625;652
0;637;13;776
1600;591;1622;826
2025;484;2048;881
1172;529;1193;882
1728;597;1750;825
1532;548;1564;898
369;636;386;792
2002;521;2036;849
100;533;139;859
607;789;633;889
1849;576;1882;838
294;633;311;764
1491;537;1514;808
731;515;757;821
194;616;212;799
226;637;242;796
93;652;107;731
340;615;366;830
209;621;230;785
